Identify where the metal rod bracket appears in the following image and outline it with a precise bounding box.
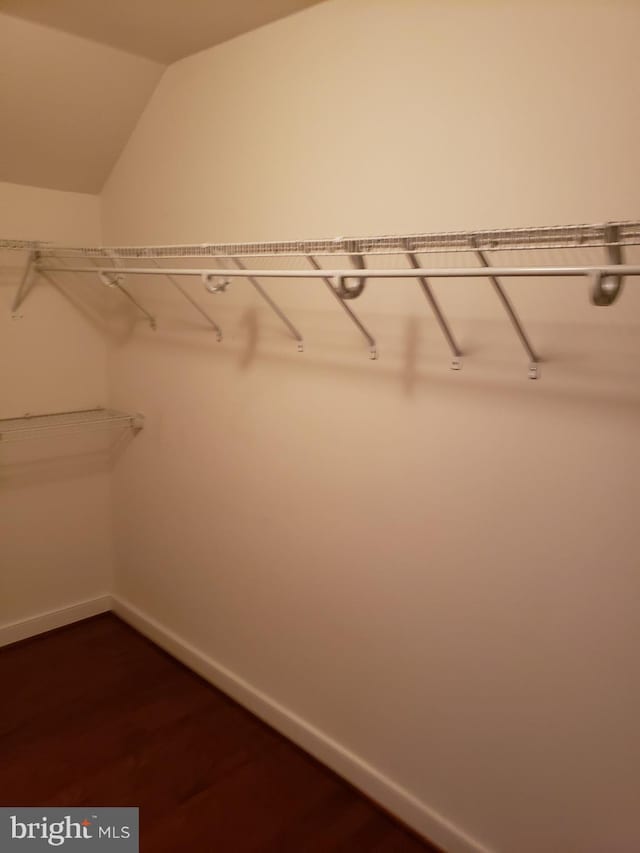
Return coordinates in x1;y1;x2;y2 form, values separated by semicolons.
332;273;377;359
89;257;156;330
99;270;124;288
202;273;231;293
231;257;304;351
405;249;463;370
149;261;223;340
591;224;624;306
470;238;540;379
337;256;367;299
308;255;378;359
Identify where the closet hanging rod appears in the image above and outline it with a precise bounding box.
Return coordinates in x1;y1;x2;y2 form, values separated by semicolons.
35;264;640;280
4;219;640;258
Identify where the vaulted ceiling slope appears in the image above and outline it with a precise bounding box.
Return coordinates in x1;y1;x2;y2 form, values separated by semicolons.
0;1;324;193
0;14;163;193
0;0;325;63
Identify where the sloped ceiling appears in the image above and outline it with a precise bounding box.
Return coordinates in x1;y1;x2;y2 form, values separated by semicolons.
0;0;324;63
0;1;323;193
0;14;164;193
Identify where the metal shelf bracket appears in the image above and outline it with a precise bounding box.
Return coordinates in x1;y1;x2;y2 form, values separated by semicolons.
94;257;157;331
307;256;377;359
337;255;367;300
405;250;462;371
7;217;640;379
151;259;222;340
11;250;38;318
470;238;540;380
231;257;304;351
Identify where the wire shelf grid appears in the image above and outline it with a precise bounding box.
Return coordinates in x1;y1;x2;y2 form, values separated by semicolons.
3;220;640;261
0;409;144;443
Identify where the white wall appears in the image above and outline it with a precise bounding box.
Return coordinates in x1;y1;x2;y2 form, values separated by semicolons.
0;181;113;630
101;2;640;852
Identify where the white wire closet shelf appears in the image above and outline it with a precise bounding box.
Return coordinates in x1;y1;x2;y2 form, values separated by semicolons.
3;218;639;380
4;220;640;257
0;409;145;443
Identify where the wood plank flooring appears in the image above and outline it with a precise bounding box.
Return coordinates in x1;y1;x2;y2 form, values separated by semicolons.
0;614;440;852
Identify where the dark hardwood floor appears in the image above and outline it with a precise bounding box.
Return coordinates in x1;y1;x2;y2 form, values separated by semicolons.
0;614;439;852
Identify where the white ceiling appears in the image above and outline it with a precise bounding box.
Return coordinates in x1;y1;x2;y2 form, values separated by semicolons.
0;1;324;193
0;0;324;63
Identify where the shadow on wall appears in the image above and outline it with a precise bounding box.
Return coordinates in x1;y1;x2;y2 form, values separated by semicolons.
238;307;259;370
0;428;137;489
107;308;640;417
39;271;141;344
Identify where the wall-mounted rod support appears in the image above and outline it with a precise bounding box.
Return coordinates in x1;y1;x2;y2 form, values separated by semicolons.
591;224;624;306
151;259;222;340
103;276;158;330
11;250;37;317
90;255;157;330
37;264;640;280
406;252;462;370
307;256;377;359
49;254;157;330
470;241;540;379
231;258;304;351
336;255;367;299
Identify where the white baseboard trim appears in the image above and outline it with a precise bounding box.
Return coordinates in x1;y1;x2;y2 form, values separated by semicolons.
0;595;112;648
112;595;492;853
